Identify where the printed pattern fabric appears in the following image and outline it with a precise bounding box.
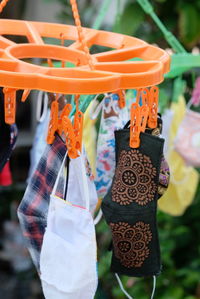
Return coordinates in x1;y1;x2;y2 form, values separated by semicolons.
95;93;128;199
110;222;152;268
112;149;157;206
102;130;164;277
158;156;170;197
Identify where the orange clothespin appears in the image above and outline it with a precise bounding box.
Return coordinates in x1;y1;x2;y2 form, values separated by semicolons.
58;103;72;135
148;86;159;129
73;95;84;153
3;87;16;125
117;89;126;109
136;88;149;106
130;102;149;148
130;103;140;148
62;115;78;159
141;88;149;106
46;100;59;144
21;89;31;102
140;105;149;132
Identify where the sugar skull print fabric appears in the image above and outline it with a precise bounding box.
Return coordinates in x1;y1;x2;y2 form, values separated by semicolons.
95;93;128;199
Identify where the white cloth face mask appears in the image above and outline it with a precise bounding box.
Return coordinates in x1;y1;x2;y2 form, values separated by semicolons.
40;153;98;299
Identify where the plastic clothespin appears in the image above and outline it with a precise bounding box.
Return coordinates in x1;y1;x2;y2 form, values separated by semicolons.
140;105;149;132
141;88;149;106
130;103;149;148
3;87;17;125
130;103;140;148
148;86;158;129
117;89;126;109
21;89;31;102
62;115;78;159
136;88;149;106
58;103;72;135
74;95;84;153
46;100;59;144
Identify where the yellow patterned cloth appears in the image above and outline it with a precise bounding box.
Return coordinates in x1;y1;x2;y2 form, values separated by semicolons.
158;96;199;216
83;102;97;176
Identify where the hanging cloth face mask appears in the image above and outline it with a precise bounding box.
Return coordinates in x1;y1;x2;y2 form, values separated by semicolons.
28;92;50;180
174;99;200;167
94;93;129;199
124;114;170;199
158;96;199;216
102;123;164;278
18;134;97;271
40;153;98;299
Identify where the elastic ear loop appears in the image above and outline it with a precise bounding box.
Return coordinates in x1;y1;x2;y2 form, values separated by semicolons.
115;273;133;299
115;274;157;299
151;276;157;299
36;91;49;123
89;93;109;120
94;208;103;225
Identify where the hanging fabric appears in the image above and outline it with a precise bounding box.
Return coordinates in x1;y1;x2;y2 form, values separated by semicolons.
18;135;66;270
174;100;200;167
102;122;164;277
94;92;129;199
0;161;12;186
28;92;50;181
18;134;97;270
40;152;98;299
158;96;199;216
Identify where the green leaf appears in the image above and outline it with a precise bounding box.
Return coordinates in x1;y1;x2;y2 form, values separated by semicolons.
115;2;145;35
179;3;200;46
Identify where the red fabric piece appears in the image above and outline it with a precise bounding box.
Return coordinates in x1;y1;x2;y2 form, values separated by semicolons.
0;161;12;186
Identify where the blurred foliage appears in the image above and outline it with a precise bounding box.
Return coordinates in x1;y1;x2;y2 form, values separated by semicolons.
40;0;200;298
50;0;200;49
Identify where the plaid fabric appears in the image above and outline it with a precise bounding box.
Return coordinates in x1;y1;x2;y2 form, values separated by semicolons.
18;135;66;271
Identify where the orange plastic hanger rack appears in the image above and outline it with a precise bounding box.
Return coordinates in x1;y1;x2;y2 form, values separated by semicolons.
0;19;170;95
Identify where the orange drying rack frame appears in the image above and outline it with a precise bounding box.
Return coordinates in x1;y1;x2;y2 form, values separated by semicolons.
0;19;170;94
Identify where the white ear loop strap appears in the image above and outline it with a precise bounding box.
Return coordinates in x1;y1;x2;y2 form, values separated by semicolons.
115;273;133;299
52;152;68;196
115;273;157;299
94;208;103;225
151;276;156;299
36;91;49;123
89;94;105;120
